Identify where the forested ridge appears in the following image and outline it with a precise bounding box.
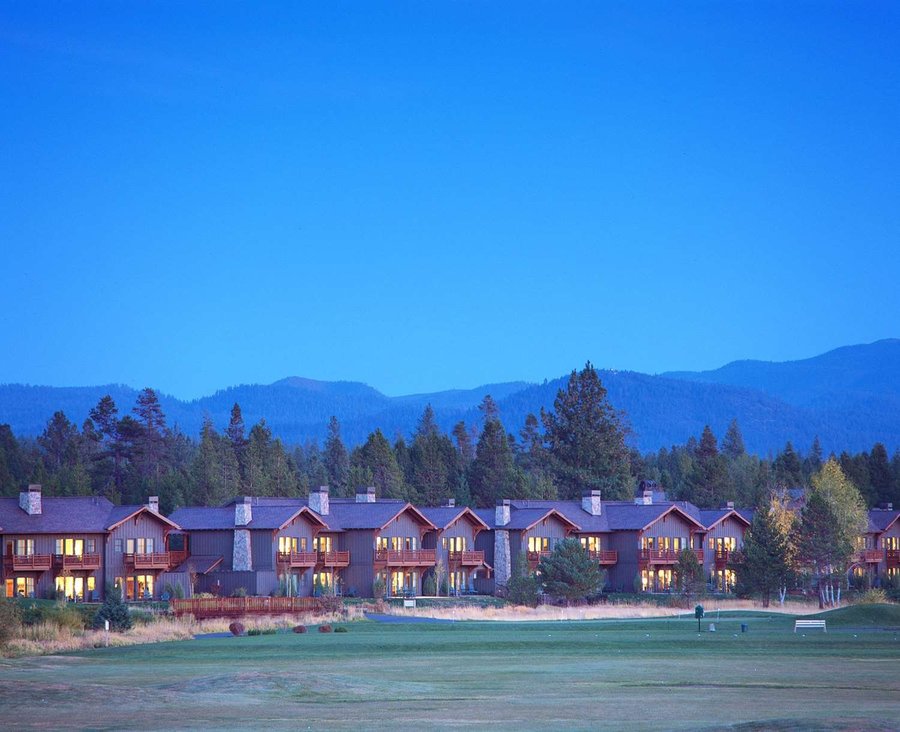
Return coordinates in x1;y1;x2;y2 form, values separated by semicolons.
1;363;898;515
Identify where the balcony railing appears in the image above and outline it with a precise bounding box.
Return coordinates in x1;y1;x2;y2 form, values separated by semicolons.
887;549;900;567
586;549;618;565
3;554;53;572
857;549;883;564
168;550;188;569
126;552;172;570
374;549;436;566
639;549;703;564
714;550;740;567
276;551;318;568
526;550;552;564
448;550;485;566
317;551;350;568
57;553;101;570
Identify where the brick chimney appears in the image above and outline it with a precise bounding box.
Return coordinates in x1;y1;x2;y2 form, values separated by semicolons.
309;486;330;516
356;486;376;503
495;499;511;527
20;484;42;515
234;496;252;526
147;496;160;513
582;490;602;516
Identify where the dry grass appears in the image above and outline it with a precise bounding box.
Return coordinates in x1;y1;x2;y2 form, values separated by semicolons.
387;598;823;622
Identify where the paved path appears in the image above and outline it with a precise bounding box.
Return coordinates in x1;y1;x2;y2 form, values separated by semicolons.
364;612;454;624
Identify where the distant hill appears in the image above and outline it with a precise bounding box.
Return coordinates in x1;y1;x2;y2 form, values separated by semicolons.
1;340;898;454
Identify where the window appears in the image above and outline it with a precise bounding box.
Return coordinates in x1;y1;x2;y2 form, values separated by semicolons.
15;539;35;556
115;539;123;553
404;537;417;551
279;536;298;553
86;539;96;554
146;538;154;554
581;537;600;553
125;575;155;601
313;571;333;592
528;536;549;553
14;577;35;597
376;536;389;551
315;536;332;553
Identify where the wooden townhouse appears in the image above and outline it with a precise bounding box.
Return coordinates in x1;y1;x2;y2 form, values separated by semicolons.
1;485;182;601
697;506;751;592
853;506;900;586
420;501;492;594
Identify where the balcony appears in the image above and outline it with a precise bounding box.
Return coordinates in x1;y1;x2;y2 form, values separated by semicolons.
526;550;552;565
3;554;53;572
168;550;188;569
317;551;350;568
714;550;740;568
857;549;883;564
586;550;618;565
374;549;436;567
126;552;173;571
57;553;101;570
276;551;318;569
639;549;703;565
448;550;485;566
887;549;900;567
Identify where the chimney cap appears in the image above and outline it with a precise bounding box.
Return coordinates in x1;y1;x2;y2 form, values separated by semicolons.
315;485;329;493
242;496;252;504
497;499;511;507
28;484;42;492
583;489;602;497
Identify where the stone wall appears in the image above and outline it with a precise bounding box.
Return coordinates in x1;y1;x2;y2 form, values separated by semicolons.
233;529;252;571
494;529;511;588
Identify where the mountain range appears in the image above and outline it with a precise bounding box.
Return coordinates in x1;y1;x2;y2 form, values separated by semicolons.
1;339;898;456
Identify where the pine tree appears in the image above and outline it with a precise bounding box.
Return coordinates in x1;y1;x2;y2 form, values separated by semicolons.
538;538;603;602
323;416;350;497
735;504;792;607
869;443;893;506
722;418;746;459
541;362;632;500
451;421;475;469
354;429;405;499
37;411;80;474
132;388;168;482
409;406;458;506
87;395;126;502
686;426;730;508
773;442;803;488
468;399;518;507
226;403;247;481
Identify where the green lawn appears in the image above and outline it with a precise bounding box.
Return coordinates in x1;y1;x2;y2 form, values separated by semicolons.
1;607;899;731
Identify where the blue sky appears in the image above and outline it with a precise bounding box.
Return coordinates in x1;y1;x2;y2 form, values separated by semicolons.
1;2;898;400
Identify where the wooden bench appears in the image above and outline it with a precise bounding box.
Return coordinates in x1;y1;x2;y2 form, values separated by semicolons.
794;619;826;633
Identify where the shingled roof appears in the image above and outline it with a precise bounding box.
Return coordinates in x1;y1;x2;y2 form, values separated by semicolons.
169;504;326;531
419;506;490;531
0;496;115;534
868;508;900;533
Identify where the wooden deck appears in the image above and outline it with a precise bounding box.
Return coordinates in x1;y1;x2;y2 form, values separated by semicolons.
126;552;172;570
3;554;53;571
57;553;101;570
448;550;485;566
317;551;350;568
374;549;436;567
276;551;318;568
170;596;324;618
639;549;703;564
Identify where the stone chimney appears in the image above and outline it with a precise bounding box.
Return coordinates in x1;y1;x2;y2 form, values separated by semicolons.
582;490;602;516
147;496;160;513
20;484;42;515
635;490;653;506
356;486;376;503
234;496;252;526
725;501;735;510
495;499;511;527
309;486;330;516
445;498;456;508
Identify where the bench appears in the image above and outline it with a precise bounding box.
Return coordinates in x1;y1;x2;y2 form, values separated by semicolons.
794;619;826;633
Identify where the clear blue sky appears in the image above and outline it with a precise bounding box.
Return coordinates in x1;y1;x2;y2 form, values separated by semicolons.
1;2;898;400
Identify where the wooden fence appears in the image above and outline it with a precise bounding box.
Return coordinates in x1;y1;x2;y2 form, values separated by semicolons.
170;596;325;619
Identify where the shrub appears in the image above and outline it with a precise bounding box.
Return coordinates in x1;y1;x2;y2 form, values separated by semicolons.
319;596;343;614
93;589;133;632
858;588;889;604
229;622;245;636
372;578;386;600
292;624;307;634
231;587;247;598
247;628;261;636
0;600;22;646
261;628;277;635
334;626;348;633
423;575;437;596
318;624;333;633
507;555;540;608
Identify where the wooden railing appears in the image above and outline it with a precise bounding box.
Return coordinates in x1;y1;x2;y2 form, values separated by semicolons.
276;551;318;568
887;549;900;567
639;549;703;564
448;550;484;566
57;553;101;570
374;549;436;566
126;552;172;570
3;554;53;571
714;550;739;567
170;596;324;619
168;550;188;569
857;549;883;564
317;551;350;567
526;550;552;563
587;550;618;565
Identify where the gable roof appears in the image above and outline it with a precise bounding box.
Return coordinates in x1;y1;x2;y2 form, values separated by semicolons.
169;503;329;531
868;509;900;533
0;496;115;534
106;505;181;531
604;502;705;532
699;509;751;531
419;506;490;532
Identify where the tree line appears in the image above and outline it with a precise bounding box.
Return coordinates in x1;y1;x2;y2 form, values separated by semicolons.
1;363;899;512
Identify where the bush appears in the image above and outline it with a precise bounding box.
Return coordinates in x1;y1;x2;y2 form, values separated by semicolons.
0;600;22;646
319;596;343;614
229;621;245;636
231;587;247;598
261;628;277;635
93;590;132;632
423;575;437;596
247;628;261;636
372;578;386;600
318;624;333;633
292;624;307;634
507;555;540;607
858;588;889;604
334;626;348;633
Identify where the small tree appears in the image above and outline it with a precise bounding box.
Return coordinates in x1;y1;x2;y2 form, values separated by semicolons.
423;574;437;596
735;504;792;607
372;577;386;600
94;588;133;632
538;539;602;603
674;548;704;605
506;554;540;607
0;600;22;647
433;557;447;597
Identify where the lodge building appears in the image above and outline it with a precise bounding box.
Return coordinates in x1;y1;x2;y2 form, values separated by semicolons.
2;484;898;601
